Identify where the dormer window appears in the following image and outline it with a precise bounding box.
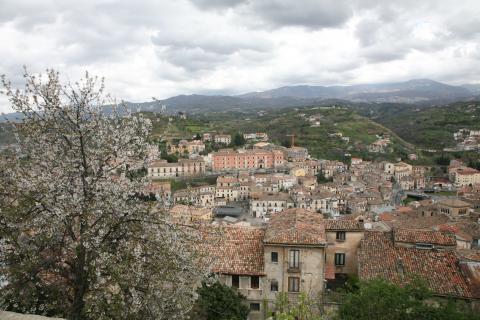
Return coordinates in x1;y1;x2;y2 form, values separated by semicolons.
415;243;434;250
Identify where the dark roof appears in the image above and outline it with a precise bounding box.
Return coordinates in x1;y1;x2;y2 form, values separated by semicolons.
359;231;475;299
213;206;243;217
264;209;326;246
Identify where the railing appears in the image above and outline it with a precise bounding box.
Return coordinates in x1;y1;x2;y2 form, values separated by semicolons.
238;288;263;300
285;261;303;273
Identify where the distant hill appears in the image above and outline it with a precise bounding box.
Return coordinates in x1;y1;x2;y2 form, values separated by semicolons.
128;79;476;114
241;79;473;103
1;79;478;120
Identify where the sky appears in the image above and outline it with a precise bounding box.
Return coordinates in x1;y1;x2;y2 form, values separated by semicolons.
1;0;480;112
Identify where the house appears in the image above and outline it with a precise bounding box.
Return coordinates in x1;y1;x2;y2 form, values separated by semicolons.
358;231;478;302
202;133;212;142
168;204;213;224
168;139;205;155
324;220;365;289
147;158;206;178
205;209;327;319
437;199;472;217
215;134;232;145
286;146;309;162
249;192;294;218
244;132;269;141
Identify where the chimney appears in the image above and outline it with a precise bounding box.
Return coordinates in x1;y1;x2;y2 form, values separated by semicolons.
396;257;404;274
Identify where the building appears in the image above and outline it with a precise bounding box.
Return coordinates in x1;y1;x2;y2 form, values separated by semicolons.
286;147;309;162
202;133;212;142
168;204;213;224
437;199;472;217
454;168;480;187
215;134;232;145
324;220;365;289
204;209;327;319
250;192;294;218
212;149;285;171
244;132;269;141
147;158;205;179
358;231;477;301
168;139;206;155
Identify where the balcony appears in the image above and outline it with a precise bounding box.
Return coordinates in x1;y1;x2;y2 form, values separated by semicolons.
285;262;303;273
238;288;263;300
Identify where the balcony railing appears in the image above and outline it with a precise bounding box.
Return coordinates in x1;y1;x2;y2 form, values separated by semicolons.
285;261;303;273
238;288;263;300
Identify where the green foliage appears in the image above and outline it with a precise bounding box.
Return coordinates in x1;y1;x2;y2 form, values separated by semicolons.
263;292;330;320
232;132;246;147
435;154;451;166
194;281;249;320
339;279;480;320
316;171;333;183
161;153;178;163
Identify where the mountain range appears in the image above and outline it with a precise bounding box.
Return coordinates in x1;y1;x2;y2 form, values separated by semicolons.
124;79;479;114
2;79;480;120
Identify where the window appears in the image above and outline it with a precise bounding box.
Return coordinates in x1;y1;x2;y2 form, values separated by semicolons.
251;276;259;289
232;275;239;288
336;231;346;241
271;252;278;263
250;303;260;311
288;277;300;292
335;253;345;266
289;249;300;268
271;279;278;292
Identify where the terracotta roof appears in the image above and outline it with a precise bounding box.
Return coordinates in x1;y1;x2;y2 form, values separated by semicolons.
437;198;471;208
359;231;476;299
202;226;265;276
264;209;326;246
325;219;364;231
386;214;450;230
394;229;457;246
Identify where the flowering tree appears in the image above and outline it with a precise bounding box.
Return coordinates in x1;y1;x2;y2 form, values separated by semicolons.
0;70;208;319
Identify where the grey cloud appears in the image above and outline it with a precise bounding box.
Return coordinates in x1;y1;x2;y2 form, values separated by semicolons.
249;0;353;29
151;27;274;72
189;0;246;10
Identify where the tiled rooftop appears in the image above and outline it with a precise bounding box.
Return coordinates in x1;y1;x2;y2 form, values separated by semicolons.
359;231;475;299
394;229;457;246
202;225;265;276
264;208;326;246
324;219;364;231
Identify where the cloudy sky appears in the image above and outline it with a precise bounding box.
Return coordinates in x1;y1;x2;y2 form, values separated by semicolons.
1;0;480;112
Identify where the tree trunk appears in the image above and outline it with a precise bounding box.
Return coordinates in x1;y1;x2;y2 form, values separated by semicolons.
70;243;88;320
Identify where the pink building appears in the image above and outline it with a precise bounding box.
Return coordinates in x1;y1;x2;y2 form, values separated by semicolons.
212;149;285;171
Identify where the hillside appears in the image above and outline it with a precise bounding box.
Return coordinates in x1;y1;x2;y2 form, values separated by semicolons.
374;101;480;149
148;106;415;162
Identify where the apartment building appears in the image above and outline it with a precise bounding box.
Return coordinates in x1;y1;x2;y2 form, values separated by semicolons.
147;158;205;178
250;192;294;218
215;134;232;145
212;149;285;171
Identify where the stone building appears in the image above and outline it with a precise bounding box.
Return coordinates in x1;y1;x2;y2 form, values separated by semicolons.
147;158;205;179
204;209;328;319
324;220;365;289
